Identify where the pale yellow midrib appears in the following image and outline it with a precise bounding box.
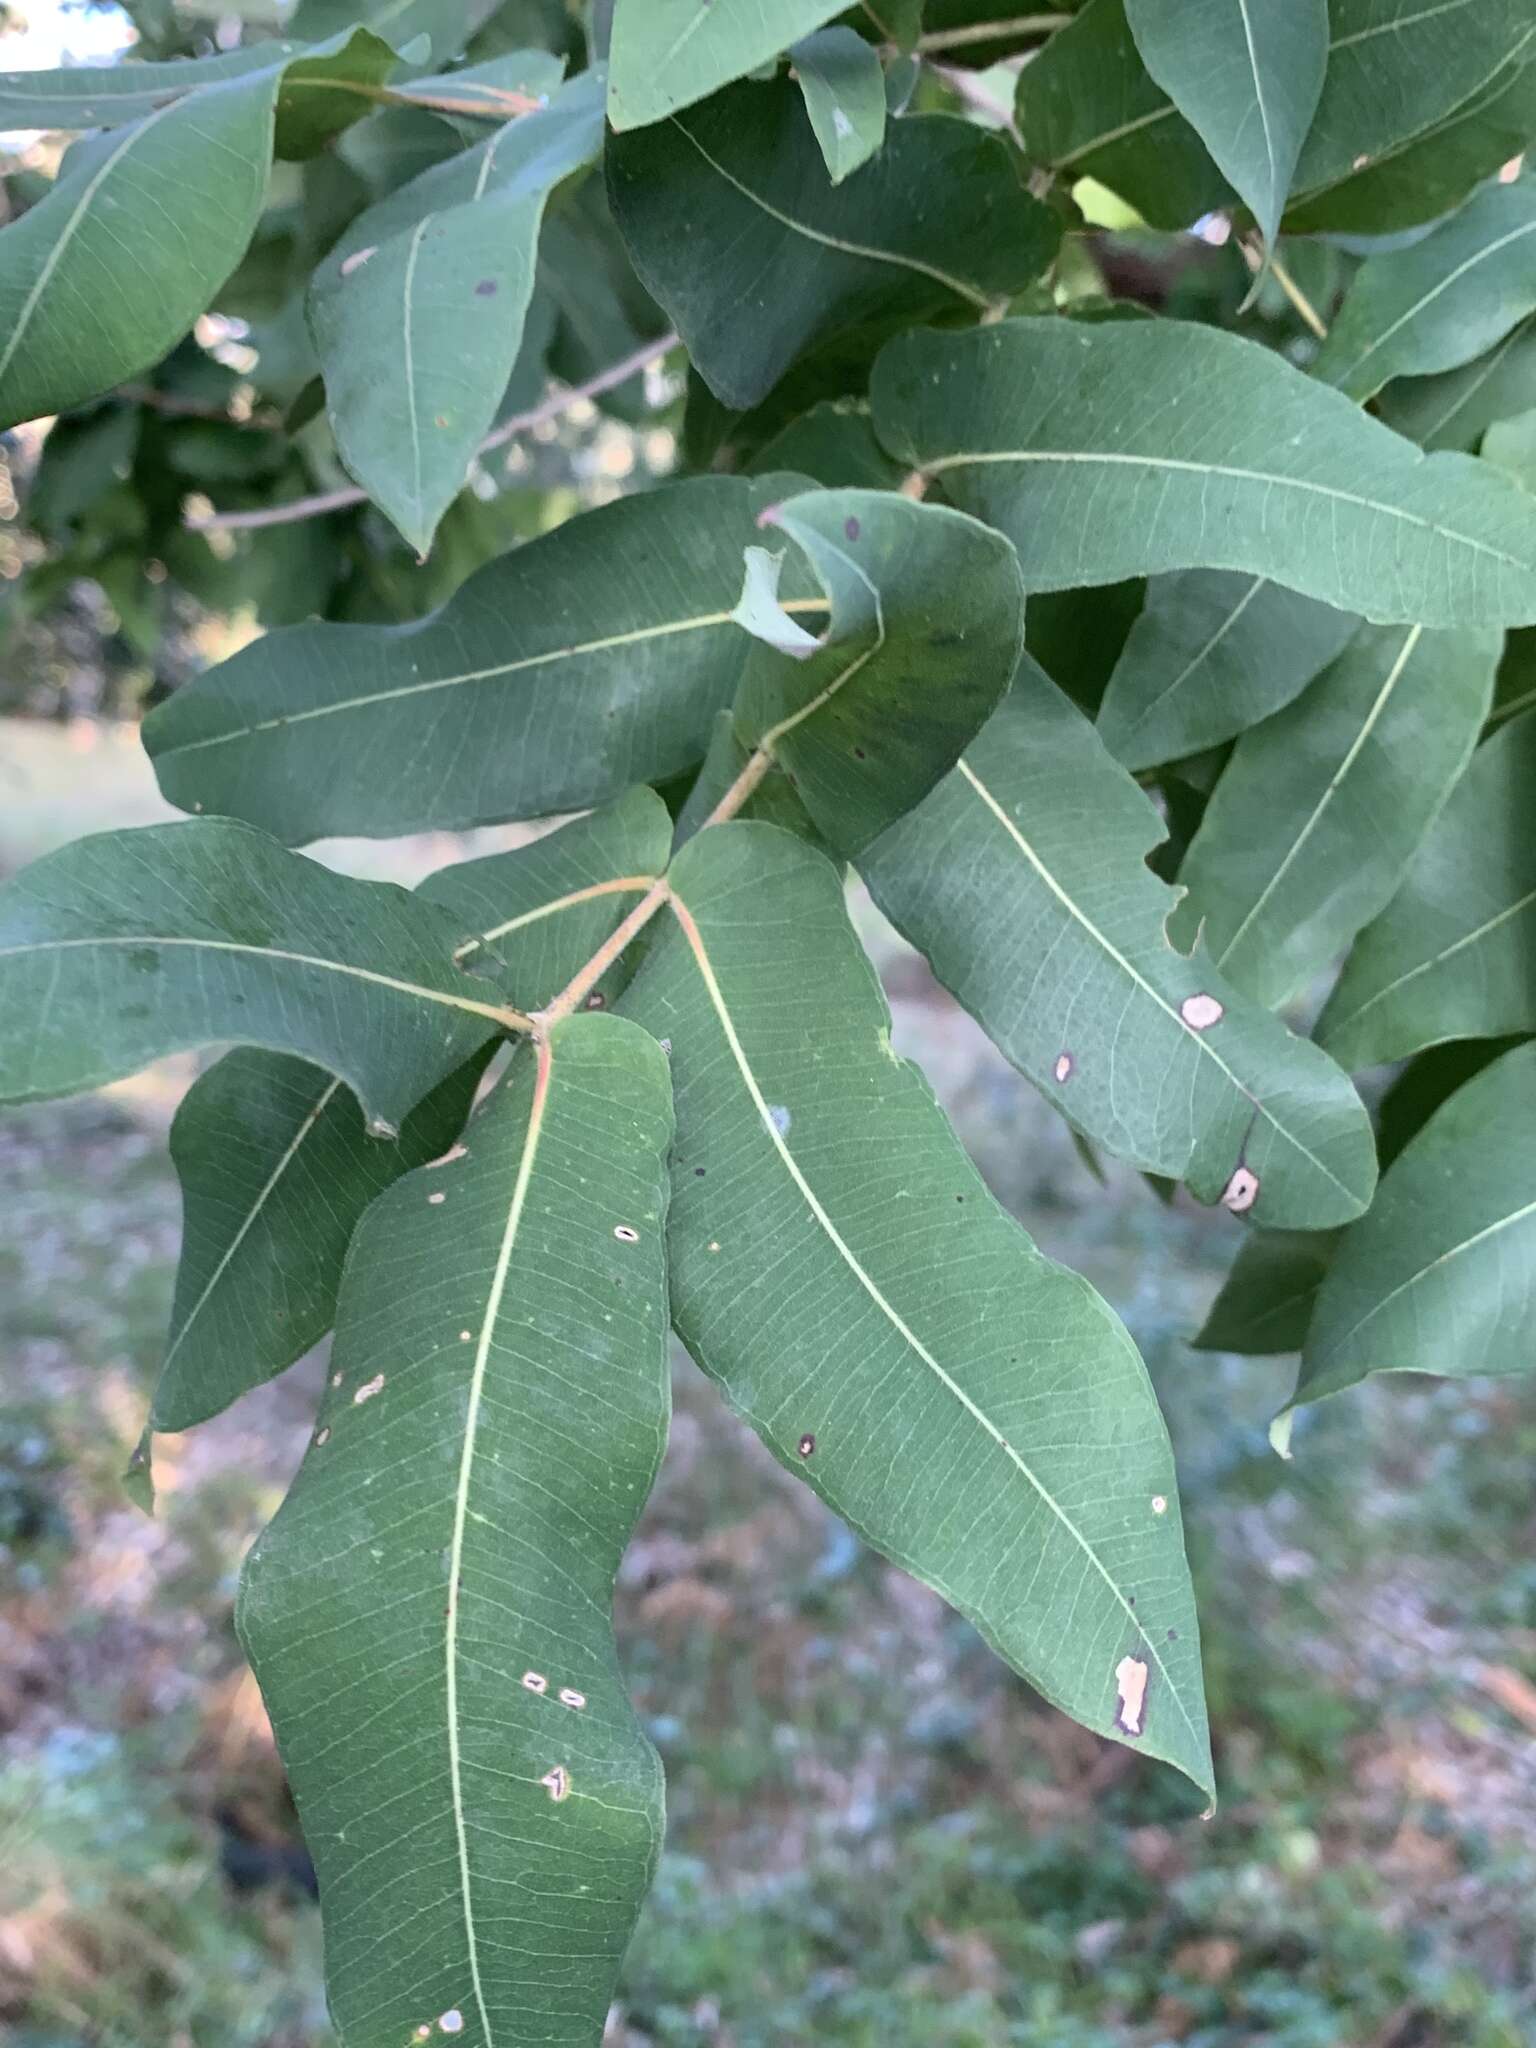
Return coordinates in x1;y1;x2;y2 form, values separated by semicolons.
1120;574;1266;738
1326;884;1536;1039
670;894;1202;1760
922;448;1528;573
0;933;517;1027
955;757;1355;1199
443;1037;552;2048
156;600;832;758
1215;625;1424;968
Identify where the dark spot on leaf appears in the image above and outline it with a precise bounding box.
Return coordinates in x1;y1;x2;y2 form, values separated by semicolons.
853;746;867;760
475;279;497;296
694;1166;706;1177
844;515;860;541
1167;1628;1179;1642
584;990;607;1010
128;947;160;975
797;1433;815;1457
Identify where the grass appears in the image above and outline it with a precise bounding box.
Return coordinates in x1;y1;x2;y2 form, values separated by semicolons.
1;802;1533;2045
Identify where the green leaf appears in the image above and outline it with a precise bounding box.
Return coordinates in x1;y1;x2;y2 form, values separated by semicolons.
1313;175;1536;401
310;68;606;551
732;490;1024;853
1124;0;1327;251
1290;0;1535;206
1193;1228;1338;1354
144;476;818;843
621;821;1214;1798
1096;572;1357;771
1376;314;1536;450
150;793;671;1434
791;25;886;183
1317;709;1536;1068
1013;0;1230;231
154;1050;488;1434
859;660;1377;1227
1284;26;1536;233
239;1013;673;2048
607;0;844;129
0;75;274;431
1284;1041;1536;1415
607;80;1059;410
0;41;304;130
1482;402;1536;489
747;398;905;487
0;819;518;1131
1375;1031;1532;1168
1172;625;1499;1008
870;318;1536;628
538;179;671;424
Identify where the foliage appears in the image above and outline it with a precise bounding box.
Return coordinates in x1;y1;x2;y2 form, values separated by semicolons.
2;0;1535;2040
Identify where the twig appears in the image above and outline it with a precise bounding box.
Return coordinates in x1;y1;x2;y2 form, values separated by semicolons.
914;12;1070;52
1239;235;1329;341
183;332;680;534
117;384;282;428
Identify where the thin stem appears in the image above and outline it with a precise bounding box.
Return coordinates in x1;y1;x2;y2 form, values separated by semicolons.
283;75;543;119
117;383;282;428
915;13;1069;52
184;332;680;534
1240;235;1329;340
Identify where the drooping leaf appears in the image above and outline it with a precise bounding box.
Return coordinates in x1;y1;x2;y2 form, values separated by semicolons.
1376;314;1536;450
0;819;518;1130
606;0;844;129
150;794;671;1433
607;80;1059;410
1124;0;1327;251
1289;0;1535;208
1193;1228;1339;1354
154;1050;488;1433
859;660;1377;1227
1284;25;1536;233
621;821;1214;1797
1317;709;1536;1069
0;41;304;131
310;68;606;552
1172;625;1499;1008
1096;572;1358;771
870;319;1536;627
1313;175;1536;401
747;398;905;487
731;490;1024;853
287;0;483;62
240;1013;673;2048
1283;1041;1536;1417
144;476;821;843
791;25;886;183
1013;0;1230;230
1375;1031;1532;1168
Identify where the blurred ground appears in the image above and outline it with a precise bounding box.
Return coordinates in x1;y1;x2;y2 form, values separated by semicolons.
2;721;1534;2048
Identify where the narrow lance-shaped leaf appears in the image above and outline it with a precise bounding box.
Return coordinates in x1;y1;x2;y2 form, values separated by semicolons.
871;319;1536;628
1317;708;1536;1069
310;68;607;552
0;30;400;430
1288;0;1534;208
791;25;887;184
143;475;821;844
1280;1042;1536;1425
1313;175;1536;402
0;40;305;129
622;822;1214;1798
240;1013;674;2048
1124;0;1327;252
606;0;844;129
607;81;1059;411
1193;1229;1339;1356
1013;0;1230;231
151;793;672;1434
0;819;517;1131
1096;571;1358;771
1172;625;1499;1009
1376;314;1536;452
733;489;1025;853
859;660;1377;1228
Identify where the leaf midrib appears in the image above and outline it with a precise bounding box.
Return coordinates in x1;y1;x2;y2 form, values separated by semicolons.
667;888;1202;1757
1332;211;1536;390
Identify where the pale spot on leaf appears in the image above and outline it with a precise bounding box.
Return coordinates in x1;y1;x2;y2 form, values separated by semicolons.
1151;1494;1168;1514
614;1224;639;1243
438;2011;464;2035
558;1687;586;1710
1054;1052;1073;1083
1114;1654;1149;1737
1222;1166;1259;1214
522;1670;548;1694
428;1191;446;1205
340;245;377;276
353;1374;385;1405
1180;992;1224;1030
541;1765;570;1802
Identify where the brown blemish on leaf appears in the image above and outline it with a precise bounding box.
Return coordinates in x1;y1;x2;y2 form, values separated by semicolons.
584;990;607;1010
353;1374;385;1405
1222;1166;1259;1214
1055;1052;1074;1083
540;1765;571;1802
475;279;497;296
797;1433;816;1457
1180;992;1224;1030
1114;1654;1150;1737
844;515;861;541
340;245;377;277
